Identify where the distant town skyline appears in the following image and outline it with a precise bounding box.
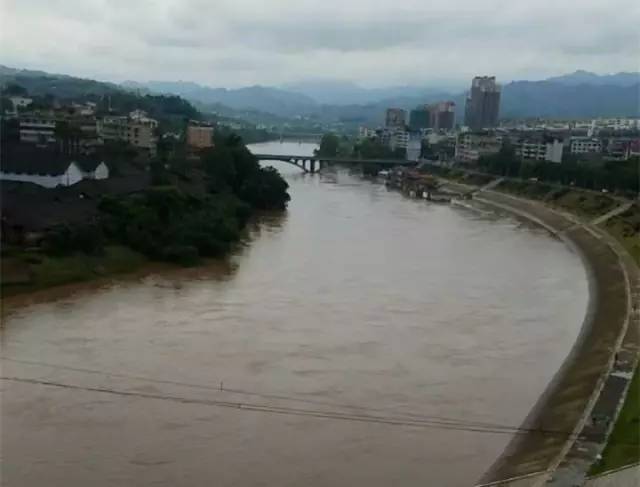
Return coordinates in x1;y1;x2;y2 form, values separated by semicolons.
1;0;639;89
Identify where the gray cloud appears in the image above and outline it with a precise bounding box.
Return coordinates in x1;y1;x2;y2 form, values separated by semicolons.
1;0;638;87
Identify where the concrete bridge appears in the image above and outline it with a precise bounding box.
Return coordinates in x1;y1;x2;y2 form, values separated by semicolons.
253;153;416;173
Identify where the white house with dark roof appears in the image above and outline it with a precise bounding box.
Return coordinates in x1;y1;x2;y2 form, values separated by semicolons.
77;160;109;180
0;146;109;188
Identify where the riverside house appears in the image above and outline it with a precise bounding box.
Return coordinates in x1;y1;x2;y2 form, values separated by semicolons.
0;145;109;188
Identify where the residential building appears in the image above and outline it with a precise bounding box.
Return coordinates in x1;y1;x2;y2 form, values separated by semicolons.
97;111;158;156
70;102;97;116
186;121;214;149
358;126;377;139
455;132;501;163
385;108;407;128
218;121;242;130
464;76;501;130
18;113;56;145
389;128;409;152
97;115;129;141
595;118;640;131
10;96;32;111
570;137;602;155
513;136;564;163
603;138;639;160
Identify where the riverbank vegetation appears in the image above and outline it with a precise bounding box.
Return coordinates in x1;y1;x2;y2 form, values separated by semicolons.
2;246;147;296
591;202;640;476
315;133;353;158
589;365;640;475
1;135;290;295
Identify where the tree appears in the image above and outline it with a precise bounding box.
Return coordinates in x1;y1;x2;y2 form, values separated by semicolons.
316;134;340;157
1;117;20;145
2;83;28;96
353;138;400;160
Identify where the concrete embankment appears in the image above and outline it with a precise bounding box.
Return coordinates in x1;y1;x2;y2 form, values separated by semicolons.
470;191;633;486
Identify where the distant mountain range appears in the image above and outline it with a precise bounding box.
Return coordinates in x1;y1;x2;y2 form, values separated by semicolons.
281;80;458;105
544;70;639;87
2;66;639;123
122;80;318;118
123;70;640;122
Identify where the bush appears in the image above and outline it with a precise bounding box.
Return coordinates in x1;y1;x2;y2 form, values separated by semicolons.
162;245;199;266
42;224;104;256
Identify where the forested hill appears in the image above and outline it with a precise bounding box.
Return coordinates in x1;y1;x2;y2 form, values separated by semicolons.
3;65;639;124
0;65;200;126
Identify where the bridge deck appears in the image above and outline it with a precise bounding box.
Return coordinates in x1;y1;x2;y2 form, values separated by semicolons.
253;154;414;165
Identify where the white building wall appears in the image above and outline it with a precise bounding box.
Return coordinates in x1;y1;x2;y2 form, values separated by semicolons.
93;162;109;180
10;96;32;108
390;129;409;151
545;140;564;163
406;137;422;161
0;163;84;188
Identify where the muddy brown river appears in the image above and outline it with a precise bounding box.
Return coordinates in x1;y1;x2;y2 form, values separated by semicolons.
0;141;589;486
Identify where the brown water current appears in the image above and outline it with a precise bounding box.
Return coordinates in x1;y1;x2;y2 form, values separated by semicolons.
0;141;589;486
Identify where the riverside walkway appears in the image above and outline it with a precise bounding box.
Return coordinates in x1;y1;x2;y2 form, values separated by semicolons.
455;189;639;487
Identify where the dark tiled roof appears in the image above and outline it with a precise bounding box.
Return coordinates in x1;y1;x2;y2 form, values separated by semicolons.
1;181;98;230
1;145;105;176
0;174;151;231
75;159;104;173
1;146;72;176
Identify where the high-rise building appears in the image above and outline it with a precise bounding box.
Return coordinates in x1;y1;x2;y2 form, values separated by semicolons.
409;106;430;131
429;101;456;131
464;76;501;130
385;108;407;128
409;102;456;132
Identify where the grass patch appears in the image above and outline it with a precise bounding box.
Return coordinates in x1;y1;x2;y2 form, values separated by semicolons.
496;180;554;200
1;245;147;296
601;204;640;264
591;203;639;475
462;173;494;186
548;189;617;219
590;365;640;475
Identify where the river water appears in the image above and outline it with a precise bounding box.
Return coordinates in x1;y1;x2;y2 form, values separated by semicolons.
1;141;589;486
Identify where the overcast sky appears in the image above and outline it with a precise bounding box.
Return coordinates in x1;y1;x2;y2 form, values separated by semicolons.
2;0;639;88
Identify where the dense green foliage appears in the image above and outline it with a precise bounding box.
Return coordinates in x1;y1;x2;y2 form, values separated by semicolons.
215;125;278;145
316;134;340;157
476;146;639;195
353;138;405;159
98;188;250;265
2;76;291;271
91;135;289;265
203;134;290;210
43;223;105;256
34;135;290;266
0;78;200;132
